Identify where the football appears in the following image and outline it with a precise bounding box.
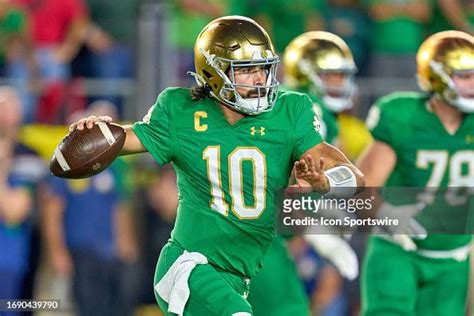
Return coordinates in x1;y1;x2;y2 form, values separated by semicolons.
50;122;126;179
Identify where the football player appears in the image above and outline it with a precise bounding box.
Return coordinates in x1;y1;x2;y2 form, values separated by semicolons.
70;16;365;316
284;31;372;160
284;31;350;145
247;32;362;316
358;31;474;315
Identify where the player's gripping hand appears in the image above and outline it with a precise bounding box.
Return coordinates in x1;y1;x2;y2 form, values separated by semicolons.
69;115;113;131
294;154;330;194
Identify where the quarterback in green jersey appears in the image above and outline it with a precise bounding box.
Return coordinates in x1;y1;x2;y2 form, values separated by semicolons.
248;31;361;316
358;31;474;315
70;16;365;316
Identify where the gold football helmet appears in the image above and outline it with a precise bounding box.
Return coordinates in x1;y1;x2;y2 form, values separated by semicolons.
192;16;279;115
283;31;357;112
417;30;474;112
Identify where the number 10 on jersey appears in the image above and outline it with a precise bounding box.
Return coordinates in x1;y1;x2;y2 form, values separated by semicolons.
203;146;267;219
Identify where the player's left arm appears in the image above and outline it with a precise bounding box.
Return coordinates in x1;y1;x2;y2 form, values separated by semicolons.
295;141;365;196
292;141;363;279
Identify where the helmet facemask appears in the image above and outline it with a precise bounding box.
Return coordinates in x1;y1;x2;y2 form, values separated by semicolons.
193;16;280;115
299;59;357;112
429;60;474;113
416;31;474;113
197;49;280;115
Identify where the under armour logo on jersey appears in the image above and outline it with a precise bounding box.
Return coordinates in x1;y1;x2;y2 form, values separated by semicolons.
466;135;474;144
250;126;265;136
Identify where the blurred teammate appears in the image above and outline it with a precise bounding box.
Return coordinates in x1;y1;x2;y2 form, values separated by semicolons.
284;31;372;160
358;31;474;315
284;32;372;315
69;16;365;315
248;32;363;316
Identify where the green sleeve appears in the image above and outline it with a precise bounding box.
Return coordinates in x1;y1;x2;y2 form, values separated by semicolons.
292;95;324;161
132;90;173;166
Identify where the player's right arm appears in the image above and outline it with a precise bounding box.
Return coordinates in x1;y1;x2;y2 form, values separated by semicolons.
121;125;146;155
70;89;177;161
69;115;147;155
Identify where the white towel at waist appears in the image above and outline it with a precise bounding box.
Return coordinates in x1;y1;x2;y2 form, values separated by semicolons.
155;250;208;315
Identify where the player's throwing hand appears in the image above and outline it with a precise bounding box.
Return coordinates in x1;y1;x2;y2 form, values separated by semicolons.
69;115;113;131
294;154;330;194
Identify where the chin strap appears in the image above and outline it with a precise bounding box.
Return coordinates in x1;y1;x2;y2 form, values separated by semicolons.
429;61;474;113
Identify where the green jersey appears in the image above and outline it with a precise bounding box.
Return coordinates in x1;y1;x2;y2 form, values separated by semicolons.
367;92;474;250
133;88;322;277
282;85;339;144
306;93;339;145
